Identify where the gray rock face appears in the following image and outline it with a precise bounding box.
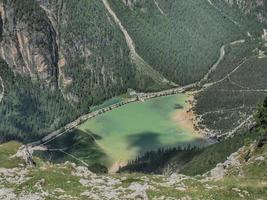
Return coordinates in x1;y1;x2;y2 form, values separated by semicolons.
0;0;58;89
34;0;139;106
0;188;16;200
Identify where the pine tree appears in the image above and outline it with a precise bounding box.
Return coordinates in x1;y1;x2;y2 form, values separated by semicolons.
255;97;267;129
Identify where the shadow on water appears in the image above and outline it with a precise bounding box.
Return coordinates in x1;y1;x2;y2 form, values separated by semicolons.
34;129;108;173
35;129;211;174
127;131;209;157
127;132;162;153
84;129;102;140
119;131;211;174
174;104;183;109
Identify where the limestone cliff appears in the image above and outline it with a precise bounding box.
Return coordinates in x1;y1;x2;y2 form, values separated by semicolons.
0;0;59;89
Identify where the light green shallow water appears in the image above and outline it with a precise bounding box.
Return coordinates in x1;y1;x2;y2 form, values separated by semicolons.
79;94;205;168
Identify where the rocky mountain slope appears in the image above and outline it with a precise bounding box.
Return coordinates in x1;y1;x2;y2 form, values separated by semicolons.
0;0;59;88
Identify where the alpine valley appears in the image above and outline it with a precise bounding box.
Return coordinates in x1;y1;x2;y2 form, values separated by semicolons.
0;0;266;199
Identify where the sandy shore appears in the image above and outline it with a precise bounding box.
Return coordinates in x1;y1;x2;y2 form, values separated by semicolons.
109;161;127;174
172;92;204;138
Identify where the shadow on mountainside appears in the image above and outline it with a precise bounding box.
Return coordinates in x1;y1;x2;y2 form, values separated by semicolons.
34;129;108;173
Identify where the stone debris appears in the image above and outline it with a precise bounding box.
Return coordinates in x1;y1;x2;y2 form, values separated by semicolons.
155;196;178;200
176;186;187;191
238;193;245;198
243;190;249;195
58;194;75;199
0;168;30;184
205;146;245;180
124;182;150;200
255;156;265;161
0;188;16;200
34;178;45;191
208;163;226;180
204;184;218;190
180;196;192;200
232;188;241;192
54;188;65;193
163;173;188;185
0;141;265;200
18;193;45;200
80;191;100;199
71;166;95;178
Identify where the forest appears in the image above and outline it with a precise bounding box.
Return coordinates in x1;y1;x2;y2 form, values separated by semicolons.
0;59;78;142
107;0;263;85
195;38;267;136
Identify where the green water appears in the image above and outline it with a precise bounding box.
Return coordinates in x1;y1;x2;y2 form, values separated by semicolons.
79;94;205;167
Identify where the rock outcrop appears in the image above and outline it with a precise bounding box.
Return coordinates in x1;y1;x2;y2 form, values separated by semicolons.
0;0;59;89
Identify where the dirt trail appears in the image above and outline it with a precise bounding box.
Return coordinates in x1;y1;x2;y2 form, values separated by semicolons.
0;75;4;103
153;0;166;15
220;115;254;139
207;0;240;27
201;105;247;116
199;44;226;86
228;76;249;89
196;40;264;139
102;0;174;86
199;39;245;86
201;55;254;91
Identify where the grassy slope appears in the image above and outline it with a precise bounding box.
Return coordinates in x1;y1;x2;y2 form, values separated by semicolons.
0;141;23;168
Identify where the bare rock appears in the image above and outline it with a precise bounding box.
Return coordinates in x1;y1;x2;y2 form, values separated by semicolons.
0;188;16;200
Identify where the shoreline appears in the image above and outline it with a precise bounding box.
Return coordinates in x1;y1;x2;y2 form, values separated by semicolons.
27;85;196;148
108;161;127;174
17;88;214;174
107;92;211;174
172;92;210;140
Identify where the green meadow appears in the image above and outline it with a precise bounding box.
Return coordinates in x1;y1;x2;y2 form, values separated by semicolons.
79;94;206;169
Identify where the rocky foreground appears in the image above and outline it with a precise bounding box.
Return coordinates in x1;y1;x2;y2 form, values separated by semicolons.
0;139;266;200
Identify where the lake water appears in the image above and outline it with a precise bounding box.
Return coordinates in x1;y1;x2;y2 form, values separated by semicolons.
78;93;207;171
